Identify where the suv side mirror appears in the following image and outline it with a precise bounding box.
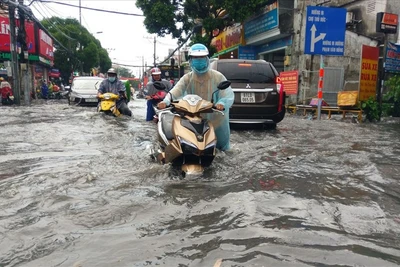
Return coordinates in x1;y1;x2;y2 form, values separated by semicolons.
217;80;231;90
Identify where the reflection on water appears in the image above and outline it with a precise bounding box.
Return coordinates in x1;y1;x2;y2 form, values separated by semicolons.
0;102;399;266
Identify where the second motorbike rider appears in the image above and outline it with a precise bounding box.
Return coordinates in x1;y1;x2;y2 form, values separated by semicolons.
97;68;132;117
157;43;234;151
145;67;172;121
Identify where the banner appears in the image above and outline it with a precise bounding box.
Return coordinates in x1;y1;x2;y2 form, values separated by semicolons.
359;45;379;101
0;17;36;53
244;1;278;40
38;29;54;60
385;42;400;73
280;70;298;95
211;24;243;53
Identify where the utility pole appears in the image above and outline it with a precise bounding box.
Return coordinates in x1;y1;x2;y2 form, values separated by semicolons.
79;0;81;24
18;0;29;105
142;56;144;80
9;1;21;105
153;36;156;67
378;34;388;121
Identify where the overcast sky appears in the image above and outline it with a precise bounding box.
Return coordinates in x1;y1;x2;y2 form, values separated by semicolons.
29;0;180;76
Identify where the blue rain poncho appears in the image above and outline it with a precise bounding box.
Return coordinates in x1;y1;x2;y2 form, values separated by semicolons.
163;69;234;151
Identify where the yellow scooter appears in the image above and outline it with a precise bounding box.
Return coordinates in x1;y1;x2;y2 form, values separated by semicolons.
97;93;121;117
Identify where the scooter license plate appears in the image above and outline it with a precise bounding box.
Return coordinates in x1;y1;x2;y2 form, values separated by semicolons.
240;92;255;103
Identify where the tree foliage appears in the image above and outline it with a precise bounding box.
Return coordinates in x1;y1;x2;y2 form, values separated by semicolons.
116;66;135;78
41;17;112;83
136;0;274;53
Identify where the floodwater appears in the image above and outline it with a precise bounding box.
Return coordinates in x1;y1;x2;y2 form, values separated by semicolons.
0;99;399;267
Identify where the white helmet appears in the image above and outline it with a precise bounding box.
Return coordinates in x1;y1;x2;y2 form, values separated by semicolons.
150;67;162;75
188;43;209;57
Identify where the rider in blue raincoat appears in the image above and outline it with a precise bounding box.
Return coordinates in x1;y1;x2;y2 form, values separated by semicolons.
157;43;234;151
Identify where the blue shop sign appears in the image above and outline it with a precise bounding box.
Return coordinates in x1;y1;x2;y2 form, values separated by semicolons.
238;46;257;60
258;36;292;54
244;8;278;40
385;42;400;73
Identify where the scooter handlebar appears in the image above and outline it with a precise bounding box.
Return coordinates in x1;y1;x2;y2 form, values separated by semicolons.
212;108;225;116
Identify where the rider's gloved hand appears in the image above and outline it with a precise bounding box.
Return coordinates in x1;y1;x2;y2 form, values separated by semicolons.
215;103;224;110
157;102;167;109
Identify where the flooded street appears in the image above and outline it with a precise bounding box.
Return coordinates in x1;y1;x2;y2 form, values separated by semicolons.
0;99;399;267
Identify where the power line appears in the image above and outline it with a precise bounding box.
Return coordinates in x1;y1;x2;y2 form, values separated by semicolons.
37;0;144;16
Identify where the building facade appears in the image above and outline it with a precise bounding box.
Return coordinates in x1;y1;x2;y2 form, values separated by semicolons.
211;0;399;105
0;9;55;104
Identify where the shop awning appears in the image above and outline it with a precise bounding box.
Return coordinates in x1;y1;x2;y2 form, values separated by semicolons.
211;45;240;58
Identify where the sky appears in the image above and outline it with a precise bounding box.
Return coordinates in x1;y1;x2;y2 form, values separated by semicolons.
29;0;181;77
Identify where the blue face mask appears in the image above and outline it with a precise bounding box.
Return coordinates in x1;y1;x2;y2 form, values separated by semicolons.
191;58;208;73
108;77;116;83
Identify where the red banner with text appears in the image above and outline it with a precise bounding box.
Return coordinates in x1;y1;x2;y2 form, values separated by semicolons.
0;17;36;53
359;45;379;101
280;70;299;95
38;29;54;60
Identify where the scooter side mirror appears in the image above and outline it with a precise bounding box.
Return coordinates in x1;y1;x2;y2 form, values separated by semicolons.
217;80;231;90
153;81;167;91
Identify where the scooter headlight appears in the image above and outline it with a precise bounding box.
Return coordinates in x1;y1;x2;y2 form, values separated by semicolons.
177;136;197;148
104;94;111;100
177;136;199;154
205;140;217;149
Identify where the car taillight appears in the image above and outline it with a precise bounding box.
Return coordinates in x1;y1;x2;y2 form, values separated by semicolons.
276;76;284;112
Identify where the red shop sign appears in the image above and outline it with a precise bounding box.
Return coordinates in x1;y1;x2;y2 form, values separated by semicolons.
0;17;36;53
38;29;54;60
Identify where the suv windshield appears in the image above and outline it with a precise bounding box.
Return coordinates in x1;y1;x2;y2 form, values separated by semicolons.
217;62;276;83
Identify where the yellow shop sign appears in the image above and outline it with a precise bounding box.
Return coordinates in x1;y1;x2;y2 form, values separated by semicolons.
212;24;244;53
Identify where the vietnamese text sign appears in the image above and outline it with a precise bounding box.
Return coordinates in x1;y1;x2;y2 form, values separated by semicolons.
385;42;400;73
211;24;243;53
304;6;346;56
0;17;36;53
238;46;256;60
39;29;54;60
376;12;398;34
244;2;278;40
280;70;299;95
258;36;292;54
359;45;379;101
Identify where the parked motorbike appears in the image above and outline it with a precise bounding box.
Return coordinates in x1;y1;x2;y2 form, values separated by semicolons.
136;88;145;99
150;80;231;176
97;93;121;117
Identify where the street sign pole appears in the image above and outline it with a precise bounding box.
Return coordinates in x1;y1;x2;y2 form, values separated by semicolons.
317;55;324;120
378;34;388;121
304;6;346;121
9;3;21;105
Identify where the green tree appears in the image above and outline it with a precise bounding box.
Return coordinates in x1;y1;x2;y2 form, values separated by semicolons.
116;66;135;78
41;17;112;82
136;0;275;52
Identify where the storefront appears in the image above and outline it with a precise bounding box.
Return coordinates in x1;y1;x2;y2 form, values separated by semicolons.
0;16;36;85
243;0;291;72
0;14;55;97
257;36;292;72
